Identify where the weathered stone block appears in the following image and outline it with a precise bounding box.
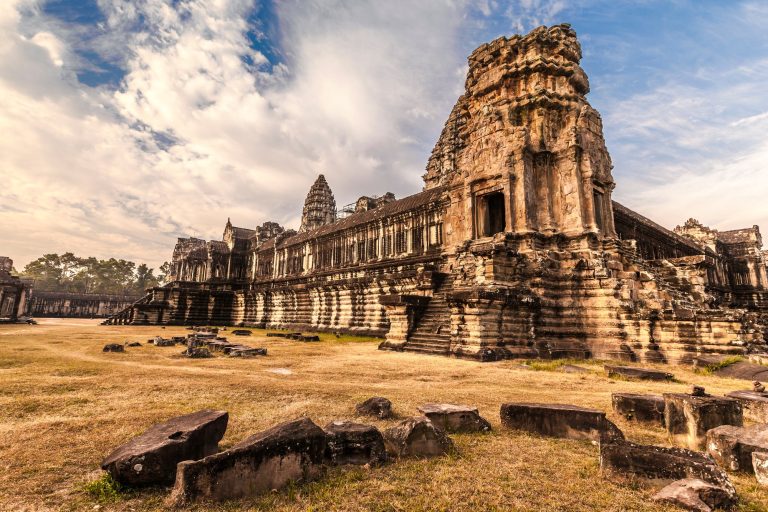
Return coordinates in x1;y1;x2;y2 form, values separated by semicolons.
652;478;737;512
355;396;393;419
324;421;386;466
168;417;326;505
417;403;491;433
600;440;734;492
611;393;665;424
500;403;624;443
706;424;768;473
725;390;768;423
183;347;213;358
753;451;768;485
103;343;124;352
101;409;228;486
383;416;453;458
664;393;743;450
605;365;673;381
229;347;267;357
231;329;252;336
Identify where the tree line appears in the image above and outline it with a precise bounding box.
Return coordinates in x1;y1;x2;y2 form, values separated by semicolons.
21;253;170;296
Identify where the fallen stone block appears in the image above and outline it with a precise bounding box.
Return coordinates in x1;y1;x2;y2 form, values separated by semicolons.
103;343;125;352
324;421;386;466
383;416;453;458
753;452;768;485
231;329;252;336
126;342;142;347
154;337;175;347
707;424;768;473
355;396;393;419
101;409;228;486
611;393;665;425
725;390;768;423
266;332;289;337
605;365;673;381
600;440;734;492
652;478;737;512
229;347;267;357
560;364;590;374
417;403;491;433
664;393;742;450
297;335;320;342
171;336;187;343
712;361;768;381
183;347;213;359
168;417;326;505
499;403;624;443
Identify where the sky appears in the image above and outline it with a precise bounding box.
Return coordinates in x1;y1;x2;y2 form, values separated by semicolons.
1;0;767;269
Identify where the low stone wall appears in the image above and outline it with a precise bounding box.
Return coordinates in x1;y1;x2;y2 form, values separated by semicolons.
30;292;141;318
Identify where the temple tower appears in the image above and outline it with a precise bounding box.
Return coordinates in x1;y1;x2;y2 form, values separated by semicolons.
425;24;616;246
300;174;337;232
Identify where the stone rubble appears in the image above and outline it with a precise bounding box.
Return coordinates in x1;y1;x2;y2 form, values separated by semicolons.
664;392;743;450
417;403;491;433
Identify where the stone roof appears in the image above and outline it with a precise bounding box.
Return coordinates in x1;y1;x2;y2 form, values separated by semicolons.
717;227;761;246
612;201;703;253
258;186;447;251
231;226;256;239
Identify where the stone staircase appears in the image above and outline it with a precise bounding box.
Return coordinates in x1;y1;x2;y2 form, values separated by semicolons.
402;275;454;356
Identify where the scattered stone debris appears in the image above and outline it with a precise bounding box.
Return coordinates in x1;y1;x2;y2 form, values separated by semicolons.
753;452;768;485
168;417;326;505
499;403;624;443
600;440;734;494
725;390;768;423
324;421;387;466
664;392;743;450
126;341;142;347
153;337;175;347
755;381;766;393
652;478;737;512
101;409;228;486
103;343;124;353
355;397;393;419
604;365;674;381
231;329;252;336
611;393;665;425
266;332;288;337
183;347;213;359
383;416;453;458
228;347;267;357
707;424;768;473
417;403;491;433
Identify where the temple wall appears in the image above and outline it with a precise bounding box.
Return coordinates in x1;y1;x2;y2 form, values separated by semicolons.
30;292;139;318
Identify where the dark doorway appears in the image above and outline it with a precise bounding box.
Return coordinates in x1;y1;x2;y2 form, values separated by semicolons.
479;192;506;237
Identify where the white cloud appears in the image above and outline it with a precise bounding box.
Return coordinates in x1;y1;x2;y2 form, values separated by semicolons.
0;0;476;269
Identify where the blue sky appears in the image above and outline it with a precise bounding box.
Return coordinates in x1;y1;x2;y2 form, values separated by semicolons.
1;0;767;268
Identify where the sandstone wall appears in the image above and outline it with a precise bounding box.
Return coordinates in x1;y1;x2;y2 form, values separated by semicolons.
30;292;140;318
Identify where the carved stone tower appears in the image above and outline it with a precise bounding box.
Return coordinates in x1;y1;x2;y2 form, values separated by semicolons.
424;24;616;246
300;174;337;232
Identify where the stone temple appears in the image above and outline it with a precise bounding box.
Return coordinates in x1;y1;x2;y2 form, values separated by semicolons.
108;25;768;363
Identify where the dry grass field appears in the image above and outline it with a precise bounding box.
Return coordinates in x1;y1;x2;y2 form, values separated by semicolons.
1;319;767;512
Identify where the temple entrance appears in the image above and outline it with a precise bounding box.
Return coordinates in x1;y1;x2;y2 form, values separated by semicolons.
477;191;506;237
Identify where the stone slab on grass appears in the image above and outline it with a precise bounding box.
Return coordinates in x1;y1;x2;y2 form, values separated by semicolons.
324;421;386;466
664;393;742;451
383;416;453;458
652;478;737;512
713;361;768;381
417;403;491;433
168;417;326;505
612;393;665;425
500;402;624;443
600;440;734;494
605;365;674;381
101;409;228;486
355;397;393;419
753;452;768;486
725;390;768;423
707;424;768;473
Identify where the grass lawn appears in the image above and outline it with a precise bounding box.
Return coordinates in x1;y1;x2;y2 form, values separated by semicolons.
1;319;766;511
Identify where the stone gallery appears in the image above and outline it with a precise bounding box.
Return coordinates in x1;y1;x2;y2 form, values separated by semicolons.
107;25;768;363
0;256;31;322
